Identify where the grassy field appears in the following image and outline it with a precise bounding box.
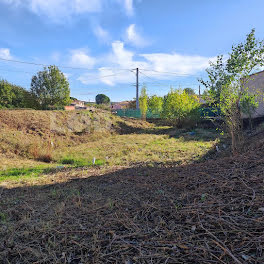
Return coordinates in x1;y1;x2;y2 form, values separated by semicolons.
0;129;263;263
0;127;220;183
1;111;263;263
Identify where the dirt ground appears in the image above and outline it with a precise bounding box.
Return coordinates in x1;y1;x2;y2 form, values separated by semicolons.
0;133;264;263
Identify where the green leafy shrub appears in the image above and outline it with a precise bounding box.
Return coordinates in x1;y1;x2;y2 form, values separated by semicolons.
148;95;163;116
161;89;200;128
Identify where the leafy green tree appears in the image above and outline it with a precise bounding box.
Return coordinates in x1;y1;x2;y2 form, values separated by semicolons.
161;89;200;127
95;94;110;104
184;88;195;96
0;80;13;108
0;80;36;109
31;65;70;110
199;55;229;105
240;91;259;131
200;29;264;153
139;86;148;120
148;95;163;115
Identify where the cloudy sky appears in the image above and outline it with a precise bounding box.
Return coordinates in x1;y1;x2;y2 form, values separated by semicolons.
0;0;264;101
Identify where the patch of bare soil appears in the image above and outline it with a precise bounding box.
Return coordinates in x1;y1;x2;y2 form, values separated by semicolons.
0;135;264;263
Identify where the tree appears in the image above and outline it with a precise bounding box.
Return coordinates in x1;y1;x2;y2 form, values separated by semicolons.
240;91;259;131
184;88;195;96
0;80;35;109
161;89;200;127
148;95;163;115
95;94;110;104
139;86;148;120
200;29;264;153
31;65;70;110
0;80;13;108
199;55;229;105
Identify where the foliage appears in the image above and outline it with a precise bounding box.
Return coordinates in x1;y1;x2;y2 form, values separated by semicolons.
199;55;229;105
31;65;70;110
161;89;200;127
96;94;110;104
184;88;195;96
240;90;259;130
0;79;35;109
139;86;148;119
148;95;163;115
94;103;111;111
200;29;264;153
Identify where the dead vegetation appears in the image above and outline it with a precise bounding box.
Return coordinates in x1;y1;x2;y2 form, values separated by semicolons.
0;109;152;168
0;131;263;263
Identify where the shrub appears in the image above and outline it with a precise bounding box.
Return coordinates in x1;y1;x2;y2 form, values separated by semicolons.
148;95;163;116
161;89;200;128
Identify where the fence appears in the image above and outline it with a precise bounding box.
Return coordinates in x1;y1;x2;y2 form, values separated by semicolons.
116;109;161;119
116;108;221;119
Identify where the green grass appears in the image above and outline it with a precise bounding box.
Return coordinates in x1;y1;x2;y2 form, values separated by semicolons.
60;157;105;167
54;128;220;167
0;128;221;183
0;159;105;182
0;166;50;182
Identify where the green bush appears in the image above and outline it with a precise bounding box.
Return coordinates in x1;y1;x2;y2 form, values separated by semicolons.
0;80;36;109
161;89;200;128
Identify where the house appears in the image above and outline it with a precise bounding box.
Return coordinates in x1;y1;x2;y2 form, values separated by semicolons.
65;100;87;110
71;100;85;108
111;101;131;110
242;70;264;118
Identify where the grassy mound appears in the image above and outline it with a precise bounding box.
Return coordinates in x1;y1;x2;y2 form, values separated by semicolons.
0;109;152;169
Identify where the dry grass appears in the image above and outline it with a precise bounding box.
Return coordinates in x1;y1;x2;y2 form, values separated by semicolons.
0;136;263;263
0;109;153;169
1;111;263;263
55;130;218;167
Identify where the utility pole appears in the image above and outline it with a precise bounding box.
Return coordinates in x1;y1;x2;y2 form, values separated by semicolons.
199;85;201;96
136;68;139;109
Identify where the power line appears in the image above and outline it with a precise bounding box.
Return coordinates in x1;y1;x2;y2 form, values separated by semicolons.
139;70;169;86
0;57;131;71
140;69;202;77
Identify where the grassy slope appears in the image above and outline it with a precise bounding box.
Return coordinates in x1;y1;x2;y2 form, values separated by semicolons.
0;109;151;170
0;109;220;183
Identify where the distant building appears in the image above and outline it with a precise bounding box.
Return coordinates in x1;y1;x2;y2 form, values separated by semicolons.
65;100;87;110
111;101;131;110
242;70;264;118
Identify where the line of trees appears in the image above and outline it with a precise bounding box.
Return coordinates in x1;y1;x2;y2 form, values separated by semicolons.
0;65;70;110
139;87;201;127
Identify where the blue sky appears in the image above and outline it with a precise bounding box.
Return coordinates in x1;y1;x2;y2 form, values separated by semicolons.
0;0;264;102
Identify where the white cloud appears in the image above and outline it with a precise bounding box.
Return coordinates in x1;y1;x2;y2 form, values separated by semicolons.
2;0;102;22
0;48;12;59
141;53;216;76
75;41;214;86
124;0;134;16
93;25;110;43
69;49;96;68
126;24;148;47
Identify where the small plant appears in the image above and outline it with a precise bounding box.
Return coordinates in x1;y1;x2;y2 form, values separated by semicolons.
0;212;7;223
60;156;105;167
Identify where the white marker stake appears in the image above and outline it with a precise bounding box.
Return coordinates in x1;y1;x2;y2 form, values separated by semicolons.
93;157;96;165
